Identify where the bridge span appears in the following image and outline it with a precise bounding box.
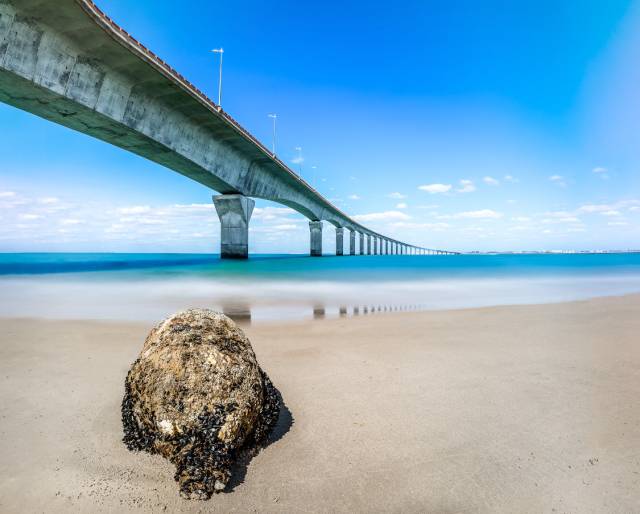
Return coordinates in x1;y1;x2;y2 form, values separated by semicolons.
0;0;458;258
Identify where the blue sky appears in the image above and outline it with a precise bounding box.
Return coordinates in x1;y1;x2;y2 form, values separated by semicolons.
1;0;640;253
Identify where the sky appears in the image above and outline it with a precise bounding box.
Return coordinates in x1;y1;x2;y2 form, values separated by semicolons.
1;0;640;253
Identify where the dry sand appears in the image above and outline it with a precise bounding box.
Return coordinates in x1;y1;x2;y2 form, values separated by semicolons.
1;295;639;513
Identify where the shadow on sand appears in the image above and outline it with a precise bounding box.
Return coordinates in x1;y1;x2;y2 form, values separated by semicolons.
225;387;294;492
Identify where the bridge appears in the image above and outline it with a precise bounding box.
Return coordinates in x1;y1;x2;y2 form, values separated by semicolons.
0;0;459;258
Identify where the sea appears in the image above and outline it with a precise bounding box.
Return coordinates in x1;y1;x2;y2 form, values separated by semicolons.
1;252;640;324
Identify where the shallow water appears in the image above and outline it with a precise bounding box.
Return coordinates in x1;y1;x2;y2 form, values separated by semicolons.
1;252;640;323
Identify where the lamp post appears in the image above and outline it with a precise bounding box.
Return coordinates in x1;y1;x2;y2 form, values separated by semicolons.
295;146;302;175
268;113;277;155
210;48;224;107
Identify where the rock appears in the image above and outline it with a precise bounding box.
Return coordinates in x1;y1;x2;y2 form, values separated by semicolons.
121;309;280;499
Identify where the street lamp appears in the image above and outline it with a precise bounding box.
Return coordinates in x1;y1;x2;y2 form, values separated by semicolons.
294;146;302;174
268;113;277;155
210;48;224;108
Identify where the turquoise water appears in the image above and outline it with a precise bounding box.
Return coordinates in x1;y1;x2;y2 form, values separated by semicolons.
1;252;640;322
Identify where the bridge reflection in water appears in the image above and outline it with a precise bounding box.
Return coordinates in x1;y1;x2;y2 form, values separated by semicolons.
221;299;426;326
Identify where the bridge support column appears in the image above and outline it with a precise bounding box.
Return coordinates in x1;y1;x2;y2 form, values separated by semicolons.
359;232;365;255
374;237;378;255
385;240;389;254
213;194;254;259
350;230;356;255
367;235;372;254
336;227;344;256
309;221;323;257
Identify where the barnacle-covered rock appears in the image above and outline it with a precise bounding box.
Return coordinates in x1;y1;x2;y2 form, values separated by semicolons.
122;309;280;499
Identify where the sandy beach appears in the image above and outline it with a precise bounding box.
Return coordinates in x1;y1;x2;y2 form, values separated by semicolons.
1;295;639;513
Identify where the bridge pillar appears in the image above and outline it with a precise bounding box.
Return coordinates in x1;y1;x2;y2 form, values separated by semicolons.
213;194;254;259
309;221;323;256
335;227;344;256
359;232;365;255
385;240;389;254
350;230;356;255
367;235;372;255
374;237;378;255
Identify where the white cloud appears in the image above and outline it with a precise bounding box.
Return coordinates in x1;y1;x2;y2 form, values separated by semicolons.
511;216;531;222
418;183;451;194
347;194;360;200
549;175;567;186
120;217;167;225
37;197;59;205
578;200;639;214
291;156;304;165
558;217;581;223
117;205;151;215
592;167;610;180
630;206;640;212
483;176;500;186
456;179;476;193
503;175;518;183
353;211;411;222
388;192;407;199
252;206;298;220
440;209;503;220
544;211;573;218
0;191;16;198
608;221;628;226
396;202;408;209
601;210;621;217
19;213;42;220
578;204;609;213
456;209;503;219
272;224;298;231
60;218;83;225
388;221;450;230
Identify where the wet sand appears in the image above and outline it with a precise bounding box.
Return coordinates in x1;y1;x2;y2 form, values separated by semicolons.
0;295;639;513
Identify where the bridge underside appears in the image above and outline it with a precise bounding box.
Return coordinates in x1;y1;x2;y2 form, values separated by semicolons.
0;0;457;258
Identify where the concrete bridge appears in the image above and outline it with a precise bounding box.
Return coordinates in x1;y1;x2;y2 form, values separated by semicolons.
0;0;459;258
